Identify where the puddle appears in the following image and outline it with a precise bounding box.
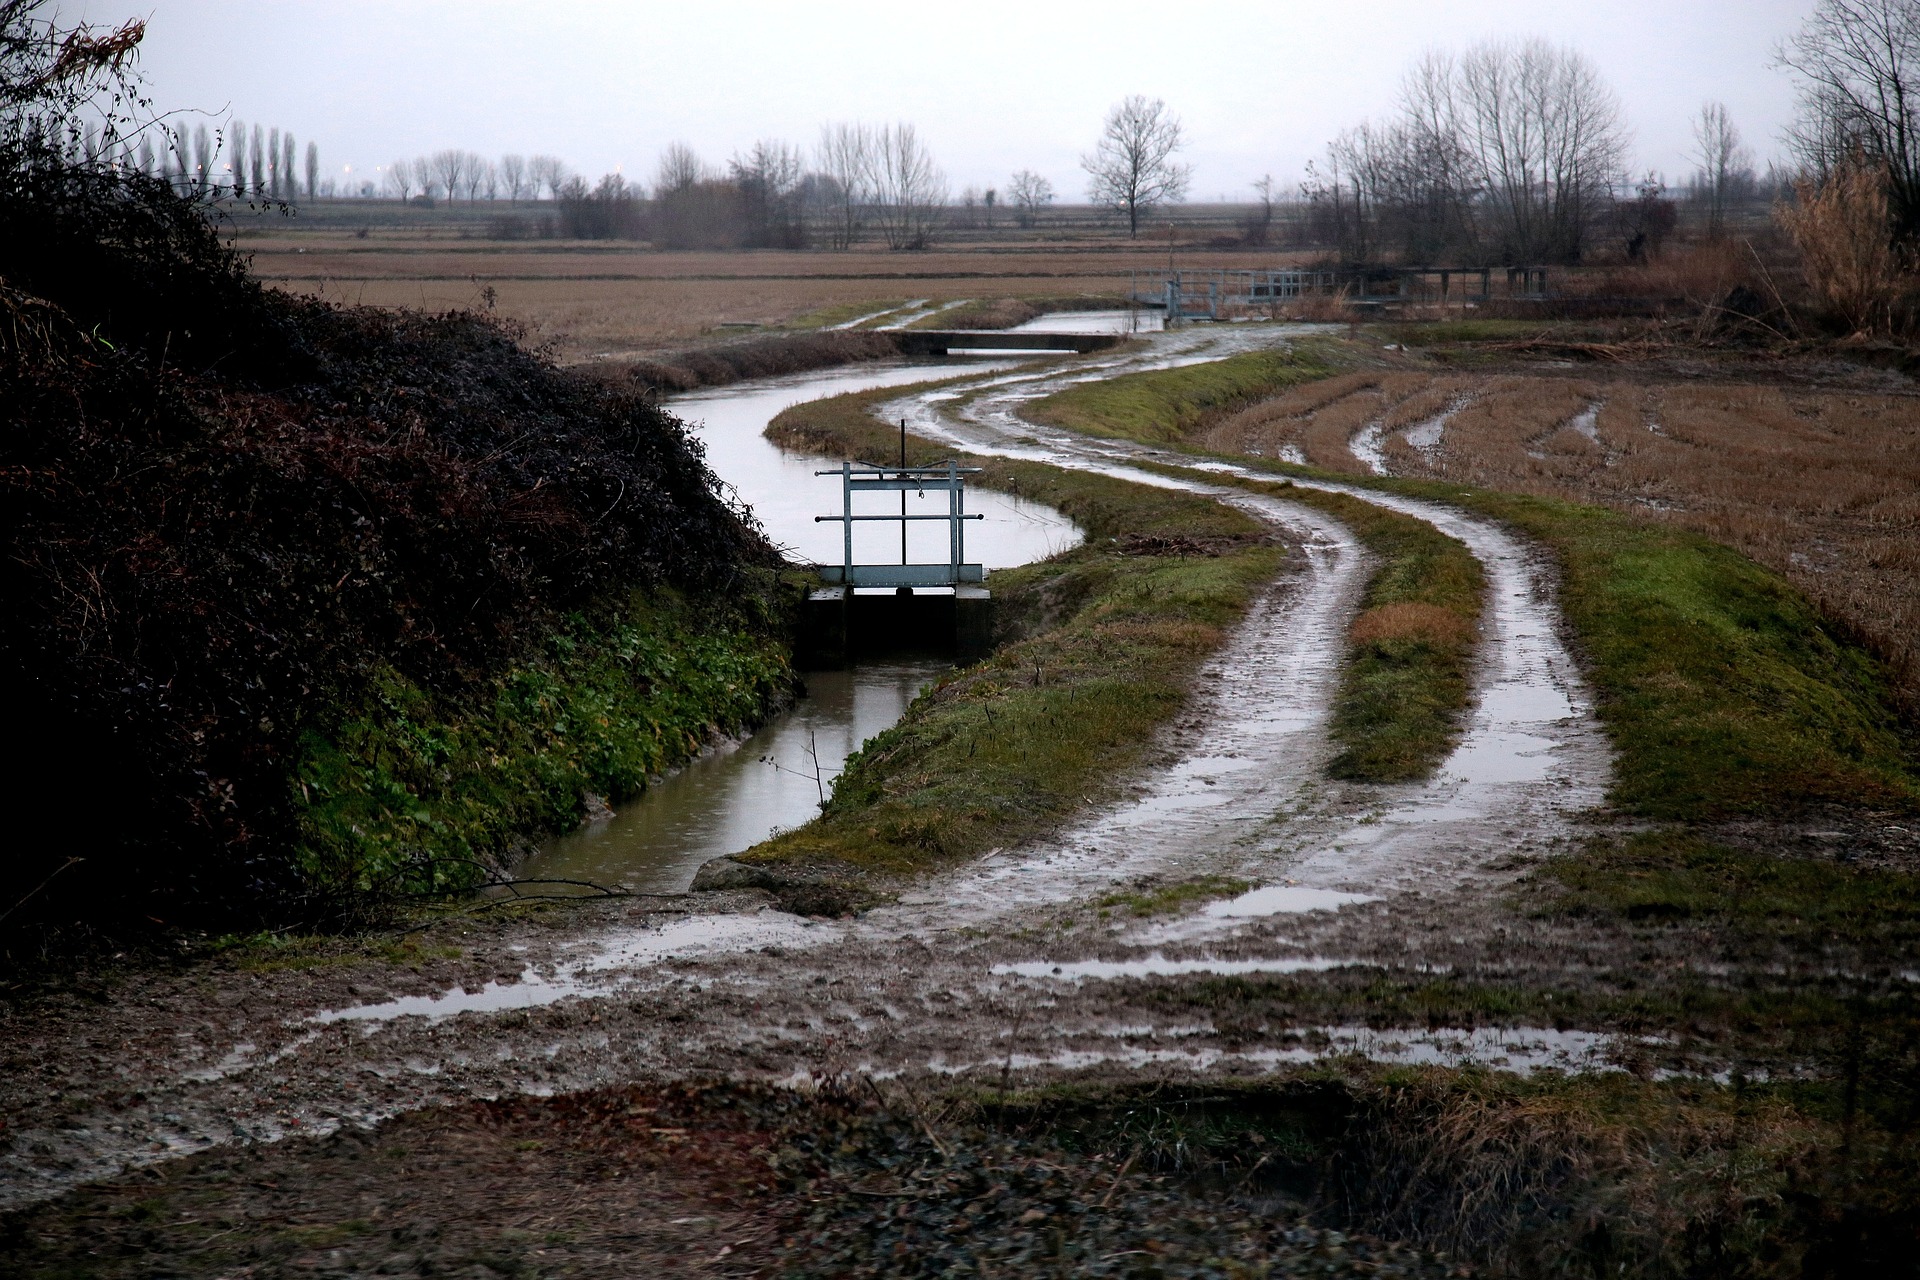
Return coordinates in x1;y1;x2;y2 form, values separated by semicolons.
308;911;830;1027
1204;885;1379;917
993;955;1360;980
1350;420;1389;475
1404;395;1473;462
928;1024;1632;1077
1568;401;1602;444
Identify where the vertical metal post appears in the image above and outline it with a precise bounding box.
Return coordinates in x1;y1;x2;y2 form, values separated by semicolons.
899;419;908;566
841;460;852;581
950;459;963;580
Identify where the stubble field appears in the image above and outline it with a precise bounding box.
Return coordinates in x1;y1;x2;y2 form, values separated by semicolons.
240;227;1305;359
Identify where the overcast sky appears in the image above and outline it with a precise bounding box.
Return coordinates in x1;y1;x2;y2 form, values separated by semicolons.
90;1;1816;199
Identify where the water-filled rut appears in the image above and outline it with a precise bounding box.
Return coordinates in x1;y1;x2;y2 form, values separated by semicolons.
0;329;1615;1210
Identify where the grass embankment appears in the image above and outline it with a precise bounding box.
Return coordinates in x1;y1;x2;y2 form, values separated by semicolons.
742;381;1282;878
292;585;792;899
1026;345;1339;444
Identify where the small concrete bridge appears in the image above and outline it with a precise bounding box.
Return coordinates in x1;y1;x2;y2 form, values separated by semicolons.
892;330;1123;356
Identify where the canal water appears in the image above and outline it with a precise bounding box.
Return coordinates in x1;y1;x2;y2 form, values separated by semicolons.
513;356;1083;893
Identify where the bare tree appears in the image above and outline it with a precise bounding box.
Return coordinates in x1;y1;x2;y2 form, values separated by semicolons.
499;153;527;202
411;155;435;201
1082;95;1190;237
135;133;153;178
1778;0;1920;243
731;138;806;247
1008;168;1054;227
266;126;279;197
872;122;946;249
282;132;295;203
385;158;413;201
304;138;318;201
479;156;498;201
527;154;567;199
430;149;468;205
656;141;704;193
982;186;997;228
816;121;876;249
249;123;263;198
1691;101;1752;238
1452;38;1626;262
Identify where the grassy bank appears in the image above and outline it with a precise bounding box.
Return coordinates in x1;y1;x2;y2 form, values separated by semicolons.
1031;346;1920;818
1026;345;1338;444
743;381;1282;878
292;583;793;904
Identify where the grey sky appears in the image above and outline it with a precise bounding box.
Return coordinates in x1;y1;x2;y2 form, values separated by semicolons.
97;1;1816;198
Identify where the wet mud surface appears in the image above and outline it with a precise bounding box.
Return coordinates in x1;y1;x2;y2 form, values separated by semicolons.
2;327;1627;1234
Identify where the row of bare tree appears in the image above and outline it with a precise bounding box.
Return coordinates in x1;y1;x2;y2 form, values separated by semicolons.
504;126;1063;248
382;151;570;205
1303;38;1630;265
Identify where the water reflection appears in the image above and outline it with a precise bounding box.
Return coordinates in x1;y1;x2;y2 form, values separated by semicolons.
677;362;1081;568
1010;308;1165;335
517;659;949;894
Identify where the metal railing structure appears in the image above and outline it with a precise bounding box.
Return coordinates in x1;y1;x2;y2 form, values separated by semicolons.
813;460;984;589
1139;266;1552;322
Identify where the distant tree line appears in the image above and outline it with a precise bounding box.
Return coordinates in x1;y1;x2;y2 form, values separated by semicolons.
372;124;1065;250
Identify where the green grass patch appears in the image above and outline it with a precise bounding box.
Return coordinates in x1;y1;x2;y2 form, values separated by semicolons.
292;584;794;898
1025;345;1338;445
780;298;911;331
1412;484;1920;817
1094;875;1253;918
1540;828;1920;950
741;381;1282;875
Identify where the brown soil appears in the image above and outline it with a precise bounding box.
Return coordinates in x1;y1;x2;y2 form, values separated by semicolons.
1203;344;1920;703
246;239;1311;357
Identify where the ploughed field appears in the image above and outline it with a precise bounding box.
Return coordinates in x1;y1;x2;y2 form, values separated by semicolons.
1204;354;1920;705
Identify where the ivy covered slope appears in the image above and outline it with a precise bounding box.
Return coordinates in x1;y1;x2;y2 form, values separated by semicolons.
0;152;789;936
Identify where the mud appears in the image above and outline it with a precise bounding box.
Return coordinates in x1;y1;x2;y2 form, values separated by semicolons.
1;324;1626;1216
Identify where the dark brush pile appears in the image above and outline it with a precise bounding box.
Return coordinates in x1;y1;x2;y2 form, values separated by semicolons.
0;149;774;929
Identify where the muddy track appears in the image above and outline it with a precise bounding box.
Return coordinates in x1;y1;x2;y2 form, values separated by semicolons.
0;329;1612;1212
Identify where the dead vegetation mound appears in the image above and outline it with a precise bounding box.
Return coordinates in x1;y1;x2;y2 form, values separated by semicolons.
0;149;774;933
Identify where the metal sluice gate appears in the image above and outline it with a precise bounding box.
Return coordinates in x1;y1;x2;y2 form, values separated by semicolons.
812;459;984;589
799;455;994;666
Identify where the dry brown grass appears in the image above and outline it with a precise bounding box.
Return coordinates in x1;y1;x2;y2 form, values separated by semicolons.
246;233;1305;359
1213;366;1920;701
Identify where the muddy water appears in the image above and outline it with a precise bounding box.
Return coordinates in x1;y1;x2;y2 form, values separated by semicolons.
515;660;947;893
514;363;1077;893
